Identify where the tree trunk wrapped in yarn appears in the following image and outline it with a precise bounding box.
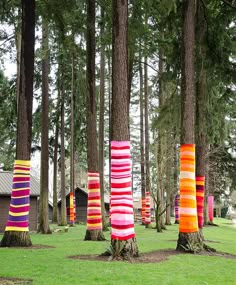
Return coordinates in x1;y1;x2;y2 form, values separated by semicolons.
84;172;105;241
145;191;151;228
110;141;135;240
208;196;214;222
141;197;146;224
174;194;180;224
1;160;32;247
5;160;31;232
196;176;205;228
179;144;198;233
69;192;74;225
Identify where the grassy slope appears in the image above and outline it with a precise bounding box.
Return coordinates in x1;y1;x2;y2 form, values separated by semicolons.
0;218;235;285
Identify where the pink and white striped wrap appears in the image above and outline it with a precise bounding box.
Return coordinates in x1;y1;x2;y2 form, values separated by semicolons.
145;191;151;225
110;141;135;240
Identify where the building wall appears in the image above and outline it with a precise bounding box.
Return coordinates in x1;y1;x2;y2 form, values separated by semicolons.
0;196;38;232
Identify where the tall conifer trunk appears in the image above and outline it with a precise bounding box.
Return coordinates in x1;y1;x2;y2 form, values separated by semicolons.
99;8;108;231
144;56;152;229
109;0;139;259
176;0;202;252
38;17;51;234
84;0;105;241
70;41;75;226
52;94;60;224
59;61;67;226
0;0;35;247
139;53;145;225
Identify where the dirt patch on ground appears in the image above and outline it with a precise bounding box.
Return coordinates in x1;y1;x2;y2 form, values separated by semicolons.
0;277;32;285
68;248;236;263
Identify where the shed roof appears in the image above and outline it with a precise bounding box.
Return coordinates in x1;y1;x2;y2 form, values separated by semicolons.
0;171;40;196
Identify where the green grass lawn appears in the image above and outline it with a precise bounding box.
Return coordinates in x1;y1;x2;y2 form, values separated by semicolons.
0;218;236;285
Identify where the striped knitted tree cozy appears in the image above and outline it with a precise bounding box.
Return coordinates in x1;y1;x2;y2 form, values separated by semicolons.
5;160;31;232
208;195;214;222
179;144;198;233
196;176;205;228
174;194;180;223
110;141;135;240
69;192;74;225
145;191;151;225
141;197;146;224
86;172;102;231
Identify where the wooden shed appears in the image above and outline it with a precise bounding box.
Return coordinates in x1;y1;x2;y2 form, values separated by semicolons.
0;171;40;232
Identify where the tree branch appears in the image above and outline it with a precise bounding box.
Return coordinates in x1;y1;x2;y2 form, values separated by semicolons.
221;0;236;9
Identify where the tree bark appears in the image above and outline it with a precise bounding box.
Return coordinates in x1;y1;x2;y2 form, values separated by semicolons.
38;17;51;234
70;42;75;226
177;0;204;253
110;0;138;259
139;52;145;225
1;0;35;247
99;8;108;231
52;94;60;224
85;0;105;241
59;60;67;226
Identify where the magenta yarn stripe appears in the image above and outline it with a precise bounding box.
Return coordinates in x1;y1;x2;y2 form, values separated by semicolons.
110;141;135;241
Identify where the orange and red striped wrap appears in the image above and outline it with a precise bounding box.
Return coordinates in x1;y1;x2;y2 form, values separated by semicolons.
141;197;146;224
145;191;151;225
174;194;180;223
196;176;205;228
86;172;102;231
208;195;214;222
110;141;135;240
5;160;31;232
69;192;74;225
179;144;198;233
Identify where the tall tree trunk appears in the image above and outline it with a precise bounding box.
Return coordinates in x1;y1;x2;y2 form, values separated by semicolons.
144;56;152;229
156;46;166;232
0;0;35;247
84;0;105;241
139;52;145;225
59;62;67;226
52;97;59;224
195;0;208;235
15;8;21;113
109;0;139;259
70;43;75;226
176;0;205;253
99;8;108;231
38;17;51;234
165;131;172;225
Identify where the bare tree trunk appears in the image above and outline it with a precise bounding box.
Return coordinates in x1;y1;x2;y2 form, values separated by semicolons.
52;99;59;224
1;0;35;247
38;17;51;234
59;61;67;226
